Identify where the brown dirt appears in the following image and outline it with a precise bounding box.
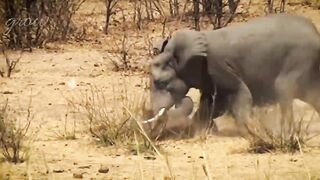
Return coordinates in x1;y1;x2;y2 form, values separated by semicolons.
1;0;320;179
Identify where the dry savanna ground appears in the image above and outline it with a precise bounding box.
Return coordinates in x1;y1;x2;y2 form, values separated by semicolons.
1;0;320;179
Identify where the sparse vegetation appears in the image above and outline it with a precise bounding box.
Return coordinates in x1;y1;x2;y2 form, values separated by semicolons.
0;0;87;50
67;82;159;154
0;0;319;178
104;0;119;34
0;45;22;78
248;106;319;153
52;110;77;140
0;98;33;164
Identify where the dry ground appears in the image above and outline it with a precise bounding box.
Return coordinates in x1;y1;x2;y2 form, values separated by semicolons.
1;0;320;179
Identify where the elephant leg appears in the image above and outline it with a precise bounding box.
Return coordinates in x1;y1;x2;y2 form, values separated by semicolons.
275;51;318;136
228;81;258;137
275;74;298;136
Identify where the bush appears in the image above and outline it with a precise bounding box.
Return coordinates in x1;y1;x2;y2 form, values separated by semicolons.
0;99;33;163
0;0;86;49
67;83;159;154
247;106;318;153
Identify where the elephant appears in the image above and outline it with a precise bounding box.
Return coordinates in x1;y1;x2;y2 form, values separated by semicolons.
149;13;320;137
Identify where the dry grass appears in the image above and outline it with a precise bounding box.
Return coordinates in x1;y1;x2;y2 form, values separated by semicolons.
66;79;159;154
0;98;33;164
0;163;3;179
52;111;77;140
248;105;319;153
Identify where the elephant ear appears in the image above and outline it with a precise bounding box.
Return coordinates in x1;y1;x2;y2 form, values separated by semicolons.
166;29;208;71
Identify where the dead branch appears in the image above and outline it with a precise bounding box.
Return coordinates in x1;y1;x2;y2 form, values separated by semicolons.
0;46;22;78
105;0;119;34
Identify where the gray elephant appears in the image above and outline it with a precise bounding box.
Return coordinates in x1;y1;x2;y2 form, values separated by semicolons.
149;13;320;137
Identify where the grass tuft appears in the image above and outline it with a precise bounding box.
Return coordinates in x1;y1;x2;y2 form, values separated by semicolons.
0;98;33;163
248;106;318;153
67;81;159;154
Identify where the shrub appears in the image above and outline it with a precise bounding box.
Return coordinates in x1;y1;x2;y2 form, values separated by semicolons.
0;0;86;49
247;106;318;153
0;98;33;163
67;83;159;154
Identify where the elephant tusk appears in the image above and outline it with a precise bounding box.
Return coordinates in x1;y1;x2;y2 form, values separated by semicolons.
142;108;166;124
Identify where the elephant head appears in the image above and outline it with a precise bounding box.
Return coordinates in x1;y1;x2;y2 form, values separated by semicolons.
149;29;211;120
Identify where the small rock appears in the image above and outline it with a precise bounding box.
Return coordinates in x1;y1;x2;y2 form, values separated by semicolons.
78;165;91;169
94;63;100;67
144;156;156;160
73;172;83;179
53;169;64;173
98;165;109;173
289;158;298;162
2;91;14;94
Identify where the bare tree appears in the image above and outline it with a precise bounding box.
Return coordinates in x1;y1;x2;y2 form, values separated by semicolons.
193;0;200;31
213;0;223;29
203;0;239;29
279;0;285;13
222;0;240;27
104;0;119;34
134;0;143;30
144;0;155;20
0;37;22;78
107;9;138;71
265;0;285;14
151;0;165;17
1;0;86;49
132;0;165;30
169;0;180;17
266;0;274;13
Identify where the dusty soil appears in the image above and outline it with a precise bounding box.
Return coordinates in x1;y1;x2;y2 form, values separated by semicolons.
1;0;320;179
